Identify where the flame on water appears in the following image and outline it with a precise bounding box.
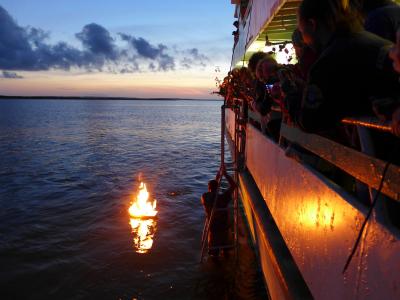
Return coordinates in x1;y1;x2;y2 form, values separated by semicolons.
129;182;157;253
129;182;157;218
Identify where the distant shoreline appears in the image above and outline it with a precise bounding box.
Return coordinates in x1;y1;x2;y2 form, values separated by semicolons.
0;95;222;101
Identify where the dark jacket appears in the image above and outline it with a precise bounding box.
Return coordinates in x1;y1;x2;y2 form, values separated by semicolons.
294;30;400;135
365;4;400;42
201;190;231;230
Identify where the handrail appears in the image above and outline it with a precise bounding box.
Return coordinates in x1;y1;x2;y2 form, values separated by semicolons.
248;109;261;123
280;123;400;201
228;105;400;200
342;117;392;133
247;106;393;134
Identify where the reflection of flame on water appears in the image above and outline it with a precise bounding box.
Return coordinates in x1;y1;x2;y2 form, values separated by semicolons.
129;182;158;253
129;218;156;254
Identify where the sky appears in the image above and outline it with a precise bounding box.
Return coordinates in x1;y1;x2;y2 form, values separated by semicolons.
0;1;235;99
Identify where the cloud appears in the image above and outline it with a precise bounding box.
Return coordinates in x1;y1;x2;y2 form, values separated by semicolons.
0;6;35;70
119;33;175;71
0;5;208;74
0;6;87;71
180;48;209;69
0;71;23;79
188;48;209;64
76;23;117;59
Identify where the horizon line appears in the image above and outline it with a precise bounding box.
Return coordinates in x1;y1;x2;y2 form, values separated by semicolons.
0;95;222;101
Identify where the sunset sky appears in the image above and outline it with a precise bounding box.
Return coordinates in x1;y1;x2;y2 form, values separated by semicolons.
0;1;235;99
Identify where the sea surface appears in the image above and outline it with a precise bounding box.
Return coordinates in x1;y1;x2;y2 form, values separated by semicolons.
0;99;264;300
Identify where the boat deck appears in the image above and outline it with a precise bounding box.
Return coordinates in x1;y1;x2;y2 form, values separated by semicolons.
232;0;302;66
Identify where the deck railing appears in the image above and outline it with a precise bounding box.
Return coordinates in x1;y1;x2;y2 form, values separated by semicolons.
234;105;400;201
341;117;392;133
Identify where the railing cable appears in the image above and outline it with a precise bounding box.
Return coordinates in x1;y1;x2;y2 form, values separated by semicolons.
342;141;400;274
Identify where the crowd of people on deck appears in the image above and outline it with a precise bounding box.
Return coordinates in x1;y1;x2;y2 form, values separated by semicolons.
203;0;400;256
219;0;400;143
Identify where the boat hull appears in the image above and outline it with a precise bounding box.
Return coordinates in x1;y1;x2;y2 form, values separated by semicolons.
225;108;400;299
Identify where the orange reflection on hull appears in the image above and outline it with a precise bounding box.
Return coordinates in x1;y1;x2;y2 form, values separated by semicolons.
296;196;344;232
299;201;334;228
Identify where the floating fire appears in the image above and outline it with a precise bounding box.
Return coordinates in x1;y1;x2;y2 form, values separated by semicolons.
129;182;157;253
129;182;157;218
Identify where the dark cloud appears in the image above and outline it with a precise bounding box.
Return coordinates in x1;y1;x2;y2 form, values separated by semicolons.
0;6;36;70
0;71;23;79
120;34;162;59
180;48;209;69
0;5;207;73
0;5;87;71
188;48;209;64
76;23;117;59
119;33;175;71
26;27;49;46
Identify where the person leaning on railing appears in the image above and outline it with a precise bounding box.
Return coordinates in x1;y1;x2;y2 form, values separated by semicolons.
370;29;400;138
248;52;269;113
291;28;320;81
231;51;269;131
218;68;254;106
236;67;254;104
287;0;400;144
254;56;283;141
357;0;400;138
392;107;400;136
388;30;400;137
360;0;400;43
278;29;319;126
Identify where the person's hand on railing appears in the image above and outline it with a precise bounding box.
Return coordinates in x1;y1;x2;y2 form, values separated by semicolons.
392;107;400;137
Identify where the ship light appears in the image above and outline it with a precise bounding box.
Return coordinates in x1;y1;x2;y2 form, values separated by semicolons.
264;43;296;65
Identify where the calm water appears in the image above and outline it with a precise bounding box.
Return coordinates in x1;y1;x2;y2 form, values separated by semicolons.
0;99;266;300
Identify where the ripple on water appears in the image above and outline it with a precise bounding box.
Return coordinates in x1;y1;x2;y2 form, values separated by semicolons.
0;99;264;299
